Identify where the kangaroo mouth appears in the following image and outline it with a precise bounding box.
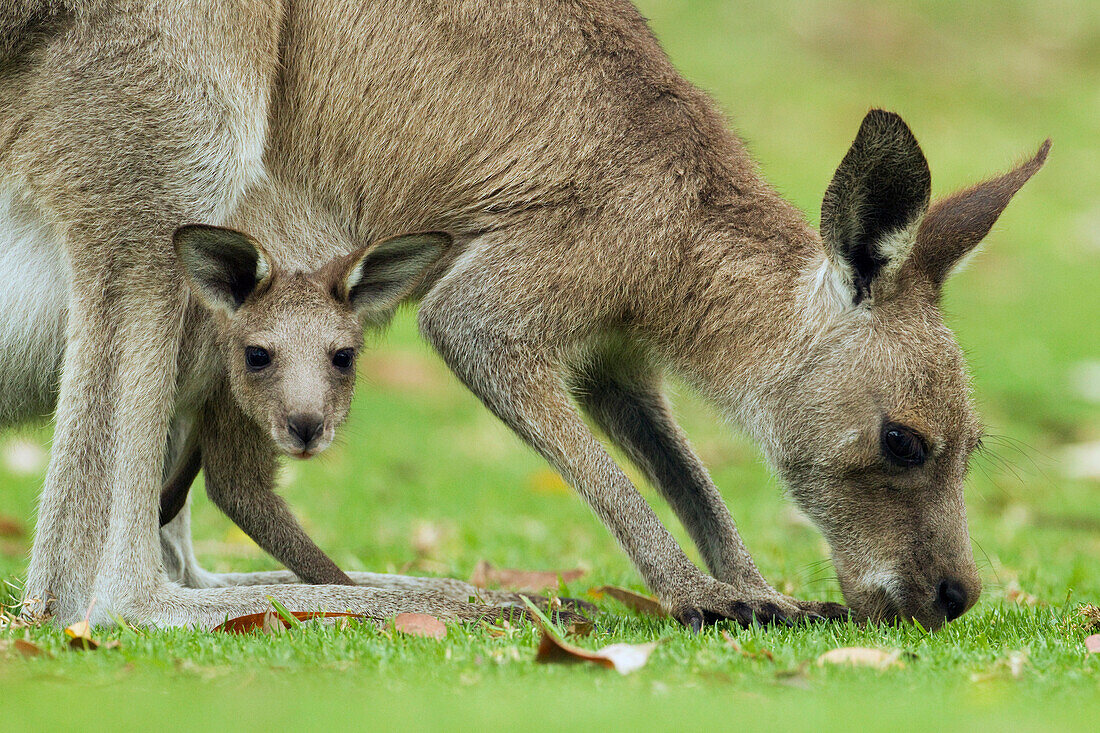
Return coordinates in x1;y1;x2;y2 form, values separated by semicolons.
854;587;902;625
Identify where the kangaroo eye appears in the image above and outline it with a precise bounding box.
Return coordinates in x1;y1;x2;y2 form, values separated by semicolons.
245;346;271;371
332;348;355;371
881;423;927;466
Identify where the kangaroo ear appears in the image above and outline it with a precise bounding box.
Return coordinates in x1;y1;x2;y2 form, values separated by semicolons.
173;224;272;314
326;232;451;324
820;110;931;305
914;140;1050;286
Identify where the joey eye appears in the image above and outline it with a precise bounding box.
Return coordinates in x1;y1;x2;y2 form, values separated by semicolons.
244;346;271;371
881;422;927;466
332;348;355;371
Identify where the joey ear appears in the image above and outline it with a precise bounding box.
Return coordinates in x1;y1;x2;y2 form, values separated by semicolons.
325;232;452;323
173;225;272;314
914;140;1050;286
821;110;931;304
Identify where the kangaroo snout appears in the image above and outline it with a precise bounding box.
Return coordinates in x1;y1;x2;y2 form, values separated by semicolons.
905;572;981;630
934;577;972;622
286;413;326;455
846;564;981;631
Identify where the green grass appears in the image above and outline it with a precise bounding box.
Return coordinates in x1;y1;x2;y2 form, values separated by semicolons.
3;1;1099;729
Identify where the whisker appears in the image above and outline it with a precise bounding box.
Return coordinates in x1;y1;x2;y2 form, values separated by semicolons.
971;537;1001;588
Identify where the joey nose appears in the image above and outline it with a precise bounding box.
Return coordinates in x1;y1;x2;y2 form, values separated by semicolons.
934;578;968;622
287;414;324;450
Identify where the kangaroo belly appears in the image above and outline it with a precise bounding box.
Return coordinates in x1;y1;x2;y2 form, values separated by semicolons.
0;187;68;428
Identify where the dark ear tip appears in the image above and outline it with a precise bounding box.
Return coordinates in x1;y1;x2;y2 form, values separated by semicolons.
861;108;910;132
172;223;200;244
422;231;454;250
1033;138;1053;167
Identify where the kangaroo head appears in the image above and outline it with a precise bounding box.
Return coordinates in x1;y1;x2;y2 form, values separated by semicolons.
173;225;450;458
773;110;1048;630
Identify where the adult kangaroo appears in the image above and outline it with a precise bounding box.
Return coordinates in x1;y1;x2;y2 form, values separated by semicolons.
3;1;1045;630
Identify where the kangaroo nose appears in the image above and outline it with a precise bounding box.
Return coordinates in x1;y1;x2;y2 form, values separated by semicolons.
287;414;324;449
935;578;968;622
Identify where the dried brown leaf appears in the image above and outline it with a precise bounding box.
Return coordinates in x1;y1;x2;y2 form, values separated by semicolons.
64;620;99;651
469;560;585;593
213;609;362;634
14;638;45;657
590;585;666;617
0;514;24;538
394;613;447;639
535;627;657;674
1;638;48;658
816;647;903;670
1086;634;1100;655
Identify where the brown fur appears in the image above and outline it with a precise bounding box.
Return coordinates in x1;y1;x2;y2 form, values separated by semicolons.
1;1;1046;630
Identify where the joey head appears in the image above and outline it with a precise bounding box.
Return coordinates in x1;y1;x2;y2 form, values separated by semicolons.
159;224;450;585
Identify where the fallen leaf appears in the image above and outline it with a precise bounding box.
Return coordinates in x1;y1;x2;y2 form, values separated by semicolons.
214;609;362;634
535;627;658;674
260;608;286;635
0;514;24;538
590;585;666;617
816;647;903;670
64;620;99;651
469;560;585;593
1;638;48;658
394;613;447;639
1086;635;1100;654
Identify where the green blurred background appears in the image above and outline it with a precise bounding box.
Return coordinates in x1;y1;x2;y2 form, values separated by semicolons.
2;1;1098;729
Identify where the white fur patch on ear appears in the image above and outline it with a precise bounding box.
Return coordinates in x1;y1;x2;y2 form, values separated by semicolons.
254;249;271;284
343;256;366;294
809;255;856;316
873;218;922;285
